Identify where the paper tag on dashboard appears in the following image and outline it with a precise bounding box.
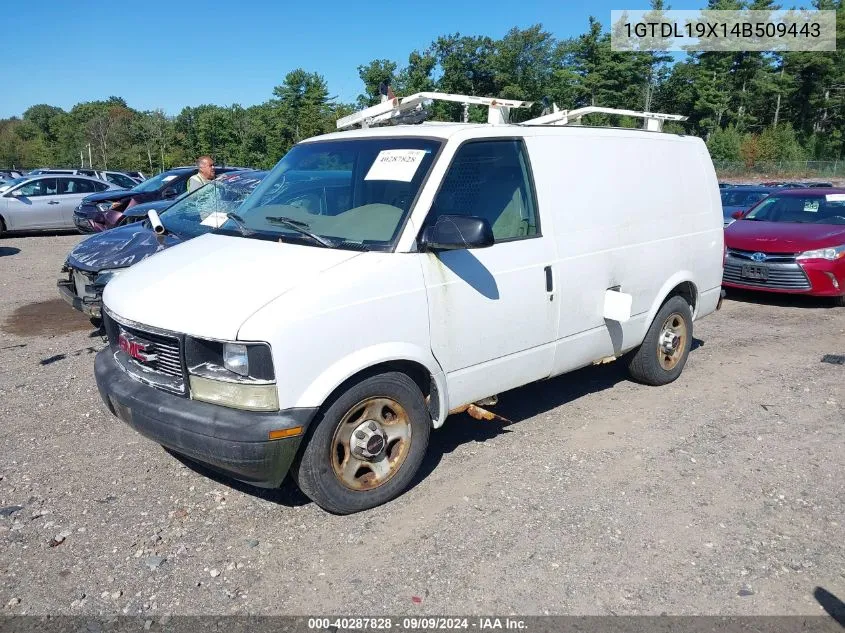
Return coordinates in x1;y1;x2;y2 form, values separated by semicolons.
364;150;427;182
825;194;845;202
201;211;229;228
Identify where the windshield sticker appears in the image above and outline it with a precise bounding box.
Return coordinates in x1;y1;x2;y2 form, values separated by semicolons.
200;211;229;228
825;193;845;202
804;200;820;213
162;175;178;182
364;149;427;182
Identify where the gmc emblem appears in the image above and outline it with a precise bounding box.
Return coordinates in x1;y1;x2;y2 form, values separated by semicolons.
118;330;157;363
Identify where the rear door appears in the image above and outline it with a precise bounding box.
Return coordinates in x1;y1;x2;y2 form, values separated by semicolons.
57;178;104;227
5;178;62;230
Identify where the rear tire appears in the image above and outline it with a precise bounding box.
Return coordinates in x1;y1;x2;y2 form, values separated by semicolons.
627;295;693;386
291;372;431;514
834;295;845;308
0;217;5;238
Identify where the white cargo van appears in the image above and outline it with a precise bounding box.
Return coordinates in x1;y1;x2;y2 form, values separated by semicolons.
94;95;724;514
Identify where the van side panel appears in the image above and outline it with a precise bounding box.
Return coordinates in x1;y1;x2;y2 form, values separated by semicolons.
525;131;723;377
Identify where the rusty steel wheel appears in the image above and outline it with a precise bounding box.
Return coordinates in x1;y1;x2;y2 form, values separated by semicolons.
330;397;412;491
291;371;431;514
656;312;688;371
627;295;693;386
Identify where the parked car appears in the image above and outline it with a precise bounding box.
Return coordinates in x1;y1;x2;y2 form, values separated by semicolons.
0;175;120;236
93;107;724;514
59;171;268;320
723;188;845;305
125;171;147;182
0;170;24;180
30;168;141;189
721;186;778;226
73;166;246;232
760;181;823;189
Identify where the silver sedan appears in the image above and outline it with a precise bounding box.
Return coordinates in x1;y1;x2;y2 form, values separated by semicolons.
0;175;121;236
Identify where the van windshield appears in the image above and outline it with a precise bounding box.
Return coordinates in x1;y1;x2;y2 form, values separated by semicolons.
224;138;442;250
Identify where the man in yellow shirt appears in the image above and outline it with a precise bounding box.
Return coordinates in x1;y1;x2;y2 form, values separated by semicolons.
187;155;216;192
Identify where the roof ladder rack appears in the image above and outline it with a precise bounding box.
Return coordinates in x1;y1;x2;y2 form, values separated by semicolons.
522;106;687;131
336;92;534;130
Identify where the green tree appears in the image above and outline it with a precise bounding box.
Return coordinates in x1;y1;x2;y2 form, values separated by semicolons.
356;59;398;107
270;69;335;154
707;125;743;160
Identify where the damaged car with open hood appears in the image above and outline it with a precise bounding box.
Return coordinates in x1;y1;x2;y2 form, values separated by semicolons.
58;171;268;321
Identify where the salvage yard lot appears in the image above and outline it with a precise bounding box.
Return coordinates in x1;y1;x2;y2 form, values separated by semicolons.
0;232;843;616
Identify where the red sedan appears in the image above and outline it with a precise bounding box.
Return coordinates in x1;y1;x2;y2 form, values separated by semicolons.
723;188;845;306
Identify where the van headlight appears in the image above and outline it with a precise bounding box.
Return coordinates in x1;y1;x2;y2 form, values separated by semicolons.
796;244;845;261
184;338;278;411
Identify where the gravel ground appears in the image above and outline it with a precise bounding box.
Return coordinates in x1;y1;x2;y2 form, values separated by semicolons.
0;232;843;617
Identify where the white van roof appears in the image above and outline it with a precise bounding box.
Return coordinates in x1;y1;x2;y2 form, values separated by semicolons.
306;121;699;145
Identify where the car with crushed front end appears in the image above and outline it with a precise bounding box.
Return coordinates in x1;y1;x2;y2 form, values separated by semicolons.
58;171;269;321
73;166;246;233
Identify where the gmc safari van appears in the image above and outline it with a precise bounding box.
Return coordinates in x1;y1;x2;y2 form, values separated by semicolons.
94;96;724;514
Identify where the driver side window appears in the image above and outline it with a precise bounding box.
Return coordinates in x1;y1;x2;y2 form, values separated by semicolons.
429;140;539;242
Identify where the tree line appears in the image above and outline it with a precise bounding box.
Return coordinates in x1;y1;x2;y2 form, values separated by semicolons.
1;0;843;173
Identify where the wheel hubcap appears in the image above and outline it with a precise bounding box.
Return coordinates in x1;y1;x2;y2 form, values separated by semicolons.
351;420;387;459
657;312;687;371
331;397;412;491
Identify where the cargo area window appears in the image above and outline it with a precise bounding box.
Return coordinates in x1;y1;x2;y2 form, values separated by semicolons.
429;139;538;241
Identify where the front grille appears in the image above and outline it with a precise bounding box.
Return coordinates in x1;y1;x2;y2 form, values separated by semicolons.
103;311;186;394
723;258;811;290
130;329;182;378
727;248;797;264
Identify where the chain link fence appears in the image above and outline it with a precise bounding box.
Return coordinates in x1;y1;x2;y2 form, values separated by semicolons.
714;160;844;179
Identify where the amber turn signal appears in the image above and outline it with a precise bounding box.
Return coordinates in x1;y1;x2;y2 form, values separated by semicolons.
268;427;303;440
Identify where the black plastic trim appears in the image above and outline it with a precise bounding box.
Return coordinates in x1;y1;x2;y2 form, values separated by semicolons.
95;349;317;487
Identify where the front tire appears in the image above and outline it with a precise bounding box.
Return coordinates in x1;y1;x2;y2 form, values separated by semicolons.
291;372;431;514
627;295;693;386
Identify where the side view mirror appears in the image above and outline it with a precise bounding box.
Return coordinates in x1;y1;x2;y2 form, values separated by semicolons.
731;210;744;220
9;189;24;197
419;214;494;251
162;187;178;199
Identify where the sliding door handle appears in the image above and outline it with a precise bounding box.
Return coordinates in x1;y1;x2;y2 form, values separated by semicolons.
544;265;553;292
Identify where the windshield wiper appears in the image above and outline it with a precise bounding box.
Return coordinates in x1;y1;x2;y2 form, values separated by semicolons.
265;216;335;248
225;213;255;236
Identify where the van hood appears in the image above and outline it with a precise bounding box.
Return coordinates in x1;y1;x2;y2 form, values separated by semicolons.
102;234;361;340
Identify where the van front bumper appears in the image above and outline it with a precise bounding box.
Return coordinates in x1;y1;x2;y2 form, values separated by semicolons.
94;348;317;488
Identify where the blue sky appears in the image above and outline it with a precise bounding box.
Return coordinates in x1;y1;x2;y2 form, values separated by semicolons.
0;0;703;118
